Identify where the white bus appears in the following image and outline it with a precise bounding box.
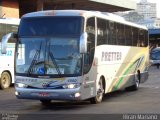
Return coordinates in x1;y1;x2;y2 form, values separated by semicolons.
0;18;19;89
1;10;149;104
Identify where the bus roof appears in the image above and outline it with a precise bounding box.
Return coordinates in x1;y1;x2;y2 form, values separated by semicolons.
22;10;147;30
0;18;20;25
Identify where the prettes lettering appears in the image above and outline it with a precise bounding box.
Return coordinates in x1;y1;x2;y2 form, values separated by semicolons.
101;52;122;61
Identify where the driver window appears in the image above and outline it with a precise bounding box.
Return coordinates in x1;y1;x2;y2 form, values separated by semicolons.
84;17;95;74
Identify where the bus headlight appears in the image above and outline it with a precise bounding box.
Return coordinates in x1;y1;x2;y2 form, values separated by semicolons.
63;83;80;89
15;83;28;88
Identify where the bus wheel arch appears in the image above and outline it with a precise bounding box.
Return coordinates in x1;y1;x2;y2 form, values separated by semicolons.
90;76;105;104
0;71;12;89
126;70;141;91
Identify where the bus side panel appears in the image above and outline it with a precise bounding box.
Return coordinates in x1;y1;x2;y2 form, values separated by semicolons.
94;45;149;93
79;67;98;100
0;43;15;83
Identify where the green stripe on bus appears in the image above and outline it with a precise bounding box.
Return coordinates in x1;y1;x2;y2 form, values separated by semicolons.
114;60;139;90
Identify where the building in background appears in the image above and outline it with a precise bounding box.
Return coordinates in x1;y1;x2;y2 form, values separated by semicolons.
115;0;160;29
0;0;136;18
0;0;19;18
138;18;160;29
136;0;156;20
120;11;144;23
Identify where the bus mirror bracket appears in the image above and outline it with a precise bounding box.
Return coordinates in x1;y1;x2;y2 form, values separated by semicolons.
80;32;87;54
1;33;17;54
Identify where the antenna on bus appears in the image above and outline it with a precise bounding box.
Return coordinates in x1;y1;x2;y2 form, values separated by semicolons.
1;14;6;18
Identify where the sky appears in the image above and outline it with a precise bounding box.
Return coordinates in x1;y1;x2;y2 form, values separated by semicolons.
133;0;160;18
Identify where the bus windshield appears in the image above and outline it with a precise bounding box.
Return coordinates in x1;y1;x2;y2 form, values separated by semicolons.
16;16;83;77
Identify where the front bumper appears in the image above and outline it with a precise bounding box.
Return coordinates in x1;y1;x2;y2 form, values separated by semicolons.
150;60;160;65
15;87;82;101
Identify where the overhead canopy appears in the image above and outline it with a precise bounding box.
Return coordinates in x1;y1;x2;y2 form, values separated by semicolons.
19;0;136;16
43;0;136;12
149;29;160;35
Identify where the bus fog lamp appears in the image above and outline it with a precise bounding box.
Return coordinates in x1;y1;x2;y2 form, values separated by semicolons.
15;91;20;95
63;83;80;89
75;92;81;98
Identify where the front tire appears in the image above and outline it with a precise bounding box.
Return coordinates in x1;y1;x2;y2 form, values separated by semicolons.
90;78;104;104
0;72;11;89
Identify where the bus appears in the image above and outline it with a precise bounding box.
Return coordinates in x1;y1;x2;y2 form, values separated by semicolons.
0;18;19;89
1;10;149;104
150;47;160;67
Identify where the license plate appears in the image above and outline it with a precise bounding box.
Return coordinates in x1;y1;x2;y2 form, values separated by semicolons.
39;92;49;97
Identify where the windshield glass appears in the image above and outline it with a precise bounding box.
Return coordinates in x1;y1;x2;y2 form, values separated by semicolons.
151;49;160;60
16;16;83;77
16;37;81;76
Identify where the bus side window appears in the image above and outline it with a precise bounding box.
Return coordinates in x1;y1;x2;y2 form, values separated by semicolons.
0;23;6;42
144;30;149;47
138;29;147;47
117;23;125;45
109;21;117;45
6;24;18;43
125;25;132;46
132;27;138;46
97;18;108;45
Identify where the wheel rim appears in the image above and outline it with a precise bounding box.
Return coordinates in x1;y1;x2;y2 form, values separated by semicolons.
1;73;10;88
96;79;104;102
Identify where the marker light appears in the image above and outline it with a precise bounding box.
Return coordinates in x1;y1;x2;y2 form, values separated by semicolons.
15;83;28;88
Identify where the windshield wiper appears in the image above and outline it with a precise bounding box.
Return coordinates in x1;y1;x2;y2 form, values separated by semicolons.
28;50;39;74
28;42;42;74
49;51;62;76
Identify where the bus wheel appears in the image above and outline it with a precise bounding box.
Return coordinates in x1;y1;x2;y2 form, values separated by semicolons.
90;78;104;104
0;72;11;89
126;72;140;91
40;100;51;106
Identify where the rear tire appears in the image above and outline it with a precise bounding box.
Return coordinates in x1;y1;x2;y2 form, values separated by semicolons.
90;78;104;104
0;72;11;89
126;72;140;91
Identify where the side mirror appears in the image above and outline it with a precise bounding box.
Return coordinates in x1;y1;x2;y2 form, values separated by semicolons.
79;32;87;54
1;33;17;54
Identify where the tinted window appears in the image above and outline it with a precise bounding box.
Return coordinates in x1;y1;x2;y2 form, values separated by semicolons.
109;22;117;45
94;17;148;47
19;16;83;37
0;23;18;43
132;27;139;46
144;30;148;46
0;23;6;42
7;24;19;43
125;25;132;46
151;49;160;60
84;17;95;74
97;18;108;45
6;24;18;33
138;29;148;47
117;23;125;45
